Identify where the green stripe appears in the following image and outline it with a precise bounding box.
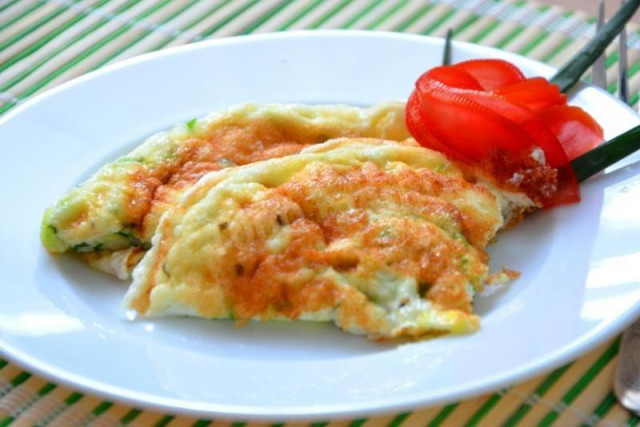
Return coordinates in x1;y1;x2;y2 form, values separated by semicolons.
518;31;549;56
192;420;211;427
200;0;260;37
428;403;458;426
0;0;112;74
240;0;295;34
365;0;408;30
148;0;233;51
155;415;175;426
504;363;572;426
603;50;640;94
308;0;352;29
541;37;573;63
0;360;7;369
341;0;385;29
278;0;324;30
0;418;13;427
0;103;11;117
494;24;525;49
92;401;113;416
0;0;21;15
0;1;70;53
310;422;327;427
606;51;619;68
10;371;30;387
0;0;143;93
470;20;500;43
495;4;550;49
0;0;46;33
389;412;410;426
538;340;620;426
349;419;367;427
64;392;83;405
471;0;529;45
89;0;201;71
591;392;616;422
231;422;246;427
452;14;481;36
393;3;434;32
38;383;56;396
629;414;640;426
467;391;506;426
521;10;574;57
121;408;142;424
421;8;456;35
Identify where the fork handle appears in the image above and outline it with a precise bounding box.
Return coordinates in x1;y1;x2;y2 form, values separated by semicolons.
614;318;640;412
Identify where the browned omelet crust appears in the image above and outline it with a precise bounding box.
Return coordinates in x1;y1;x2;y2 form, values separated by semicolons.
41;103;410;278
125;139;508;339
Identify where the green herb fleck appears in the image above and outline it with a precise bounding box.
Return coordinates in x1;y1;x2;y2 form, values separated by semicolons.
71;242;92;252
116;157;143;163
219;157;236;168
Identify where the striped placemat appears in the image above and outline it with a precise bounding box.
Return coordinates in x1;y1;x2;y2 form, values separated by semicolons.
1;0;639;425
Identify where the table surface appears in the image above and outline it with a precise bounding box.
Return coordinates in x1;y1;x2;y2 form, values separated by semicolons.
1;0;640;425
537;0;640;23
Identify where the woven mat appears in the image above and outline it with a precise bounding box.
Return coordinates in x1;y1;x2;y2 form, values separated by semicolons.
1;0;639;425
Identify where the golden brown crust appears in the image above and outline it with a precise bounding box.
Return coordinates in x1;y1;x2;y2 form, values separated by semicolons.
126;140;506;338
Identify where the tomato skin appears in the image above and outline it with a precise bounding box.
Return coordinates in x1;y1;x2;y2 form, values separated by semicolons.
458;90;568;168
404;59;597;208
414;79;533;160
419;66;483;90
494;77;566;113
544;164;580;208
405;92;457;159
452;59;526;90
538;105;604;160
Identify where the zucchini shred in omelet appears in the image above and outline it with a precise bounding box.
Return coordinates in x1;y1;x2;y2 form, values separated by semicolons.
41;103;409;279
124;138;521;339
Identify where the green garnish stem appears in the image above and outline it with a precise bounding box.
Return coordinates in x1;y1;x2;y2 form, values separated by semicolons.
551;0;640;93
572;124;640;182
442;28;453;66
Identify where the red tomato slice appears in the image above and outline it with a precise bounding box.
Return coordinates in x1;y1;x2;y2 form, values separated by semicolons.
543;164;580;208
413;80;533;160
459;90;569;168
494;77;566;113
538;105;604;160
419;66;483;90
405;91;458;158
452;59;526;91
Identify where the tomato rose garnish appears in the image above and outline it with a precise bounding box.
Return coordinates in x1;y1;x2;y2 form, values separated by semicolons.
405;59;603;208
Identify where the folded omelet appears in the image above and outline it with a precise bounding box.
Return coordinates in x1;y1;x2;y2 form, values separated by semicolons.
41;103;409;278
124;138;521;339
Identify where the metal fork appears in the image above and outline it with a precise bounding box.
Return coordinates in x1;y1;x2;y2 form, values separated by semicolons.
593;0;640;413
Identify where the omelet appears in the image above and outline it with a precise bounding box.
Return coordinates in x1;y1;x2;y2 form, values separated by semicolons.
41;103;409;278
124;138;523;339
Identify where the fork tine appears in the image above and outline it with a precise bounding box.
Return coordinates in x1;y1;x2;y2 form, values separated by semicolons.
618;3;630;105
592;0;607;89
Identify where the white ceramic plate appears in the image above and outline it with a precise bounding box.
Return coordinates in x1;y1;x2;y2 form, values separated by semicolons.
1;31;640;421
